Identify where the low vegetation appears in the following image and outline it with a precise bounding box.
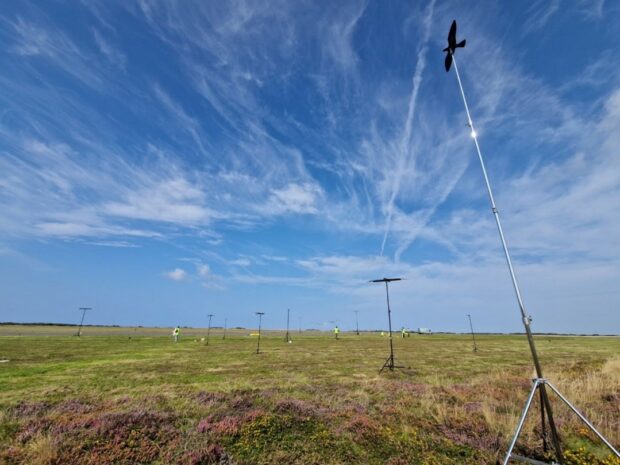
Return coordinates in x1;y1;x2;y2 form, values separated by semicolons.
0;328;618;464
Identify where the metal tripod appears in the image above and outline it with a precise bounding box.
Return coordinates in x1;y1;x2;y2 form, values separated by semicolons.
76;307;91;336
255;312;264;354
285;308;291;343
371;278;406;373
467;314;477;352
504;378;619;465
448;48;619;464
206;314;213;345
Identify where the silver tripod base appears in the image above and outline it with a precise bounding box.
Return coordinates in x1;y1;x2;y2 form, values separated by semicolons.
378;355;406;374
503;378;620;465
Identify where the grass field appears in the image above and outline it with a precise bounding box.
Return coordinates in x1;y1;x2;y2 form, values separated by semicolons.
0;326;618;464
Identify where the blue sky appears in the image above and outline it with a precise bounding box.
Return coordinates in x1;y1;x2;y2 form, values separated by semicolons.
1;0;619;333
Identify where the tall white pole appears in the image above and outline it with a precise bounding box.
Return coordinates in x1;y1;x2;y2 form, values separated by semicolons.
452;56;545;377
450;53;563;463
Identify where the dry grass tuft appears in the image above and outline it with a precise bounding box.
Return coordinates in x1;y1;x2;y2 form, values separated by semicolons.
26;433;57;465
545;356;620;444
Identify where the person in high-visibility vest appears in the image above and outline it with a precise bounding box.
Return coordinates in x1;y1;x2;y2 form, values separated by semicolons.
401;327;407;338
172;326;180;342
333;326;340;340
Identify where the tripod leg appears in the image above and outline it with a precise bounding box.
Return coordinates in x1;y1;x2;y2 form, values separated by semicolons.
539;387;547;452
503;380;541;465
379;357;390;374
540;384;564;464
546;381;620;457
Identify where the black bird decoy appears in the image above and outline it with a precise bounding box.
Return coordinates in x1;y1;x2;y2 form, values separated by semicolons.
443;20;466;72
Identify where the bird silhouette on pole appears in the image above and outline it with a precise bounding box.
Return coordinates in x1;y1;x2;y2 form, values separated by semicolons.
443;20;466;72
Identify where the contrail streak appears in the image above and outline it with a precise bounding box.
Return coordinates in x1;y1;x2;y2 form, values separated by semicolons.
380;0;435;256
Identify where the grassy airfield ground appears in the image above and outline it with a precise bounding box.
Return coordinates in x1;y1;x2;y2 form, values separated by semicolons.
0;326;618;465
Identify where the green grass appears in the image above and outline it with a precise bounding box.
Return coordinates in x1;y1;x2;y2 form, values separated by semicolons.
0;329;618;464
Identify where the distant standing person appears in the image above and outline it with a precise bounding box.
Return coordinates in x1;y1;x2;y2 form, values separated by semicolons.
333;326;340;340
173;326;180;343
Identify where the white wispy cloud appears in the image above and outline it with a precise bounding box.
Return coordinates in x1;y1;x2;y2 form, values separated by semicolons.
522;0;560;34
197;263;210;277
9;16;105;88
262;183;322;215
86;240;140;248
151;83;208;155
320;0;366;71
164;268;187;281
10;17;48;56
228;258;252;267
232;274;313;286
380;0;435;256
36;222;159;239
93;28;126;69
261;255;288;262
104;177;213;225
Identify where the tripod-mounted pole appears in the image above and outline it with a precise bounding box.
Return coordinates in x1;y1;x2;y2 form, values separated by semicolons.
443;20;619;464
255;312;264;354
354;310;360;335
467;314;477;352
223;317;227;340
285;308;291;342
206;314;214;345
371;278;405;373
77;307;92;336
